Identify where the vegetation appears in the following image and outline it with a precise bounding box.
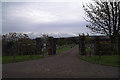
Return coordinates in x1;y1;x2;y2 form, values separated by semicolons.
80;55;120;67
2;32;33;56
83;0;120;54
0;56;2;64
2;55;45;64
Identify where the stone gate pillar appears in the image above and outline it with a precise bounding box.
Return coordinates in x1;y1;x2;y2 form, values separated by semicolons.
36;38;42;55
17;42;23;55
48;37;53;55
79;35;85;55
79;34;81;55
48;37;56;55
53;38;56;55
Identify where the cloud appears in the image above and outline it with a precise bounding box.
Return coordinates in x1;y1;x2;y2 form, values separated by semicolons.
3;2;85;23
2;0;93;3
2;2;91;37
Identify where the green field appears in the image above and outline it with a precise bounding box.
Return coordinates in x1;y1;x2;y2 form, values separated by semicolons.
80;55;120;67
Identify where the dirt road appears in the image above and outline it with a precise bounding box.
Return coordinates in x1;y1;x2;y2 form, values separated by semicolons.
2;45;119;78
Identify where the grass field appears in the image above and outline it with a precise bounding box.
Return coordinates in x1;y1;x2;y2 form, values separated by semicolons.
2;55;45;64
80;55;120;67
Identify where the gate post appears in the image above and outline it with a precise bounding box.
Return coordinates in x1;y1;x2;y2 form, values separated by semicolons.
53;38;56;55
36;38;42;55
48;37;53;55
79;34;85;55
79;34;81;55
48;37;56;55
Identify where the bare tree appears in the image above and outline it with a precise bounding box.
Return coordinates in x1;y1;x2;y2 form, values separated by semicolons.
83;0;120;43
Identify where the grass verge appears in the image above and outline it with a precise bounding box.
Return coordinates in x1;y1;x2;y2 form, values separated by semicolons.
56;45;74;53
80;55;120;67
2;55;45;64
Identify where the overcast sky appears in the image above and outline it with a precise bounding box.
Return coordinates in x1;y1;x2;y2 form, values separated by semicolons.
2;0;94;38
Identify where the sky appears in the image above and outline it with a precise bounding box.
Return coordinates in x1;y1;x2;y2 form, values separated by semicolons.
2;0;95;38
